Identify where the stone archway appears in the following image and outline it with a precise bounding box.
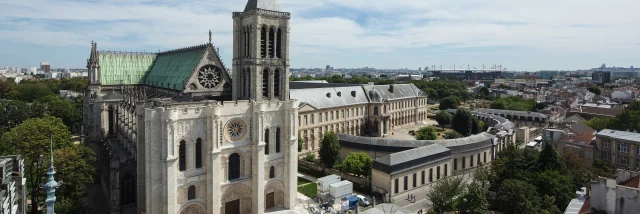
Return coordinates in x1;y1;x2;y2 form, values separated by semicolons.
221;183;252;214
264;180;285;210
179;203;206;214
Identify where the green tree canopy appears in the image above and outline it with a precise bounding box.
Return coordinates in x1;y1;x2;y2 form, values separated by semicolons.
36;95;82;133
0;100;35;134
10;83;54;102
587;86;602;95
319;131;341;168
534;170;574;211
471;117;485;134
444;131;463;139
435;111;453;130
424;88;439;100
585;117;617;131
439;96;461;110
415;126;438;140
457;183;489;214
537;143;566;172
452;108;473;136
340;152;373;178
426;176;466;213
490;96;537;111
494;179;541;214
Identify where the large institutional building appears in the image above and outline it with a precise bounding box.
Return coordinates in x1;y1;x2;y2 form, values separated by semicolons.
81;0;428;214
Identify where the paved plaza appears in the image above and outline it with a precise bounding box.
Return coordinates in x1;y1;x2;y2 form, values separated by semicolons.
386;120;438;141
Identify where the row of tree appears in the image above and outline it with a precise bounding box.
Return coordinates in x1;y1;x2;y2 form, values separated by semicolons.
490;96;546;112
435;109;484;137
317;131;373;178
585;101;640;132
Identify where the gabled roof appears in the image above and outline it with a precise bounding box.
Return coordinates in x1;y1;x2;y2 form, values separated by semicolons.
98;51;156;85
290;86;369;109
621;176;640;188
143;44;207;91
363;84;424;102
244;0;282;12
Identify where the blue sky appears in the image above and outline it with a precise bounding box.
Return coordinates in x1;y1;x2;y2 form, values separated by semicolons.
0;0;639;71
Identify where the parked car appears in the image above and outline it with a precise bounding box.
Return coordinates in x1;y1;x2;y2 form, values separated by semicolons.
355;195;370;206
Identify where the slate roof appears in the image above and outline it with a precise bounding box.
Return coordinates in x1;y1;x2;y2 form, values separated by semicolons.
597;129;640;142
96;91;123;102
476;108;549;119
557;121;596;135
561;133;596;147
363;84;423;103
244;0;282;12
143;45;207;91
290;86;370;109
97;51;156;85
337;132;495;154
373;144;450;174
575;106;624;117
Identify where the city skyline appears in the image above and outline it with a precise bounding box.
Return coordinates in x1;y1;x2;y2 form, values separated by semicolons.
1;0;639;71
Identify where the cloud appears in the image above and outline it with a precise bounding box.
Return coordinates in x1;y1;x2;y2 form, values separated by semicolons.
0;0;639;70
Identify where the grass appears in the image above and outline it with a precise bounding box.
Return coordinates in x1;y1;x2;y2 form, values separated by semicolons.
298;183;317;198
298;177;312;186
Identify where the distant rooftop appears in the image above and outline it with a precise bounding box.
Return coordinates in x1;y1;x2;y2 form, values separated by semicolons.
597;129;640;142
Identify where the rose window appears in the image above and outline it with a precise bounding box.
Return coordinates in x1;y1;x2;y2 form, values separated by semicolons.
226;119;246;140
197;65;221;89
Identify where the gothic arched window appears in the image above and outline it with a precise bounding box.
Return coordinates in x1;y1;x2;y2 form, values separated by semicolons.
260;27;267;58
275;127;281;153
265;128;270;155
262;69;269;98
268;27;275;58
195;138;202;169
273;69;280;98
228;153;240;181
276;28;282;58
269;166;275;179
188;185;196;200
179;140;186;171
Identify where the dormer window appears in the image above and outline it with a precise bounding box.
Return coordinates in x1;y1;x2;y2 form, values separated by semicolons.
326;93;331;98
337;92;342;97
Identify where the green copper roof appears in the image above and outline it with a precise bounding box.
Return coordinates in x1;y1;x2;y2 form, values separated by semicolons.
143;45;207;91
98;52;156;85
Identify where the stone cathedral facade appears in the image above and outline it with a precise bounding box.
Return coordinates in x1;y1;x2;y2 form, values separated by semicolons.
83;0;297;213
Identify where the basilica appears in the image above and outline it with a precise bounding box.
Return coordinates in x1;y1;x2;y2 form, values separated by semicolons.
83;0;430;213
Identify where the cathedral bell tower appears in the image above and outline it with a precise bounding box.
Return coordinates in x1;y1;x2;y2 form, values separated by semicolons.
232;0;290;102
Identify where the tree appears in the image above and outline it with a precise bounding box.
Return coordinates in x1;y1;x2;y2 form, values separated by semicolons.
0;116;72;214
473;163;491;188
534;170;574;211
37;95;82;133
452;108;473;136
444;131;463;139
477;87;490;98
13;83;54;102
424;88;439;100
426;176;466;214
415;126;438;140
439;96;460;110
298;132;303;152
585;117;616;131
435;111;452;130
52;145;95;213
457;183;489;214
564;152;597;190
540;195;562;214
587;86;601;95
341;152;373;178
0;78;16;98
0;100;34;134
494;179;541;214
471;117;485;134
319;131;340;168
593;159;616;178
537;143;566;172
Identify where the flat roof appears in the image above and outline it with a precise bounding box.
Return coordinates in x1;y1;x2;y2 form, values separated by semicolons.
597;129;640;142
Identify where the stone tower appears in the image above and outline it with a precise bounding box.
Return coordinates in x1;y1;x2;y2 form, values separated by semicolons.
232;0;291;102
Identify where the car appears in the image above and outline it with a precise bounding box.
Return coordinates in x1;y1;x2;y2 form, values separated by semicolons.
355;195;370;206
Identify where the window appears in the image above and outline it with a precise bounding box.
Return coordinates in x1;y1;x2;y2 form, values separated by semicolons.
579;151;584;158
273;69;280;97
325;112;328;121
195;138;203;169
444;164;448;177
264;129;270;155
188;186;196;200
331;112;334;121
618;155;629;166
436;166;441;180
276;28;282;58
603;141;610;149
310;115;314;124
269;166;275;179
268;28;275;58
470;155;474;167
319;113;323;122
356;108;359;116
179;140;186;171
601;152;610;161
477;154;481;164
484;152;487;163
276;128;281;153
374;107;379;115
304;116;307;125
403;176;408;190
454;158;458;170
429;168;433;182
260;27;267;58
421;171;425;185
413;173;417;188
637;147;640;155
394;179;399;194
462;157;466;169
228;153;240;180
347;109;350;117
618;143;629;153
298;116;301;126
262;69;269;97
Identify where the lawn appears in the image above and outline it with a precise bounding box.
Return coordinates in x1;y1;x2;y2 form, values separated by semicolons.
298;183;317;198
298;177;312;186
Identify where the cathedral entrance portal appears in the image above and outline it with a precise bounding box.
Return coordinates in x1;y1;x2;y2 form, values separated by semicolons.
224;199;240;214
266;192;275;209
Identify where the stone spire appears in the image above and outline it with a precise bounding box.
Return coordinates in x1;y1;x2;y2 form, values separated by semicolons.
42;136;62;214
244;0;282;12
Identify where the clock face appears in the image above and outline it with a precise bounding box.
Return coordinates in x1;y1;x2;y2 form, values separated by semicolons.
225;119;247;141
197;64;221;89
